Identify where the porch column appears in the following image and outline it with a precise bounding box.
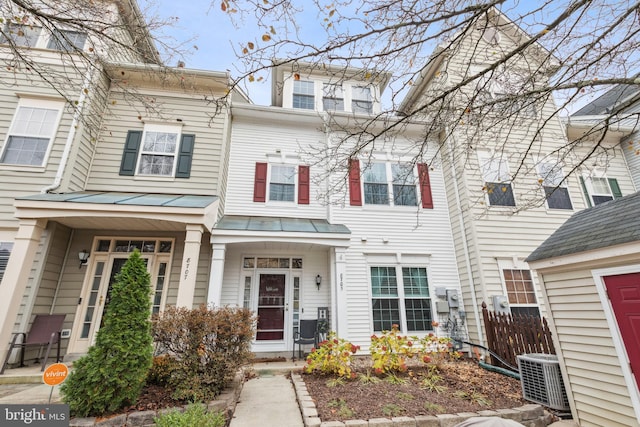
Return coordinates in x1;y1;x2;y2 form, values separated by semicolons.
207;243;226;307
176;224;204;308
334;247;348;338
0;219;47;356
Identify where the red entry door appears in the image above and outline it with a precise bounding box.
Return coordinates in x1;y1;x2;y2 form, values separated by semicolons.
256;274;286;341
603;272;640;388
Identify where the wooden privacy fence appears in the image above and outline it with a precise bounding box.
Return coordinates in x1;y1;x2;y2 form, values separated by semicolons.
481;302;555;369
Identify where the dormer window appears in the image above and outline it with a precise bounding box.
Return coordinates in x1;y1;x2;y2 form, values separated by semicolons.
352;86;373;113
323;83;344;111
293;80;315;110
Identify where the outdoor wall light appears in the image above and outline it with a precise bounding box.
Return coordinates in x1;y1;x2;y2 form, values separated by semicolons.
78;249;90;268
315;274;322;290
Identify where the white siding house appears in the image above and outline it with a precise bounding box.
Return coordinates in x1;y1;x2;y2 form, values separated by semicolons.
211;63;463;355
398;7;636;348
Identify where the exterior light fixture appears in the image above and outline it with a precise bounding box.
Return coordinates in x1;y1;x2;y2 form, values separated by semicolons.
78;249;90;268
316;274;322;290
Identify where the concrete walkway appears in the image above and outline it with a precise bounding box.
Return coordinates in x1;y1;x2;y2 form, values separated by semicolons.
229;373;303;427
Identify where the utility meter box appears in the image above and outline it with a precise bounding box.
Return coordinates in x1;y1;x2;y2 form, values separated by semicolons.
436;301;450;314
446;289;460;308
492;295;510;314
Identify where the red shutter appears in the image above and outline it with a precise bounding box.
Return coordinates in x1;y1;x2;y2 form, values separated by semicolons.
418;163;434;209
298;165;310;204
253;162;268;202
348;159;362;206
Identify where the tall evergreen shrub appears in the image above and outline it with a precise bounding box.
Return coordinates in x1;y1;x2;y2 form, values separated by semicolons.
61;250;153;416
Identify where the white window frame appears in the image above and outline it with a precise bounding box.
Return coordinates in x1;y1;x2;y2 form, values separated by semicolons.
136;123;182;177
362;161;418;207
478;152;516;207
1;23;88;52
583;174;615;206
322;83;344;111
268;163;297;203
1;22;42;47
497;258;540;317
0;98;63;167
351;86;373;114
536;160;573;210
46;28;88;51
367;254;433;335
292;80;315;110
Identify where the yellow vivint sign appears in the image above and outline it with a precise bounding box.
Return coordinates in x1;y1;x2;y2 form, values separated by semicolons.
43;363;68;386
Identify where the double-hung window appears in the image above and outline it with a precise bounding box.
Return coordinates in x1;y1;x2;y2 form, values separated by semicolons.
363;162;418;206
352;86;373;113
1;23;41;47
392;163;418;206
537;161;572;210
0;242;13;284
253;162;310;204
581;175;622;206
47;29;87;51
292;80;315;110
323;83;344;111
479;153;515;206
363;163;389;205
370;266;432;333
137;125;180;176
1;99;62;166
269;164;296;202
119;125;195;178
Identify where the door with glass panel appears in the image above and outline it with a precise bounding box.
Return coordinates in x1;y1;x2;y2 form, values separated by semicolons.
69;240;172;354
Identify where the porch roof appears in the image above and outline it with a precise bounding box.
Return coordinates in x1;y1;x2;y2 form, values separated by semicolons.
212;215;351;247
214;215;350;234
14;191;219;231
16;191;217;207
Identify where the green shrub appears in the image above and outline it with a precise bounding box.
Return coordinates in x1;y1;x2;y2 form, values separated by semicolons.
304;332;359;379
154;404;225;427
152;305;255;402
61;250;153;416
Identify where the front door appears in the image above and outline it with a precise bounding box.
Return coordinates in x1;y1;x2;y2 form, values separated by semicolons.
256;274;287;341
69;255;149;354
603;272;640;388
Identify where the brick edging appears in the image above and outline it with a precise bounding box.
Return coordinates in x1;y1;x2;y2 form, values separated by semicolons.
291;372;554;427
68;369;245;427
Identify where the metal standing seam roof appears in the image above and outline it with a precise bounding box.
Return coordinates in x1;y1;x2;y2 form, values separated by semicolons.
214;215;351;234
16;192;218;208
526;191;640;262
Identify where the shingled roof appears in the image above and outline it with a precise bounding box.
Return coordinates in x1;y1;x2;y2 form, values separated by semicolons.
526;191;640;262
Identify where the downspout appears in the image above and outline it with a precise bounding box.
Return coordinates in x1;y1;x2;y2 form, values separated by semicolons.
445;129;485;347
41;63;96;193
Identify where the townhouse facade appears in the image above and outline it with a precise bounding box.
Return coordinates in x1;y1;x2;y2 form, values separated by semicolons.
0;0;637;366
208;63;463;354
0;0;249;362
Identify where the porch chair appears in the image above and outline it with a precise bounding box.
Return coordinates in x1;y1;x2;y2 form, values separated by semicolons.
0;314;65;374
293;319;318;361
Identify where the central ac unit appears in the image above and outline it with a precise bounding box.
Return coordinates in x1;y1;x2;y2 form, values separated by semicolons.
517;353;570;411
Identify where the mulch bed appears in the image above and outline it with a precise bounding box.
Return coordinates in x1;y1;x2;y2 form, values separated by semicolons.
303;359;527;422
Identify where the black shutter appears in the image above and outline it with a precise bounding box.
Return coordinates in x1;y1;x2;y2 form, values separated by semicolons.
175;134;195;178
119;130;142;176
608;178;622;199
